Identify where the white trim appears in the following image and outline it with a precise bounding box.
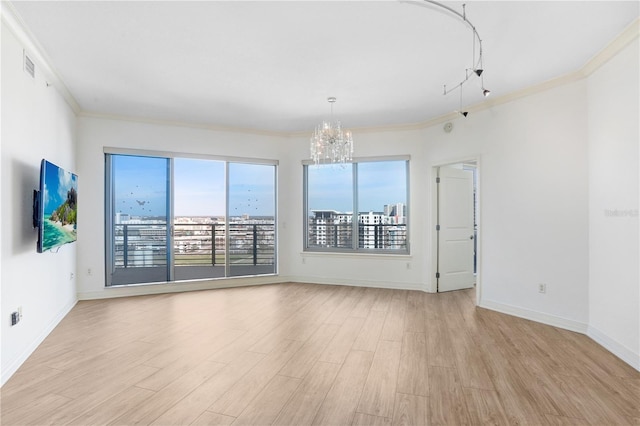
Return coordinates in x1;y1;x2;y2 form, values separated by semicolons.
1;297;77;386
80;111;290;138
291;19;640;137
430;156;482;298
1;1;81;114
479;299;588;334
580;17;640;77
2;3;637;138
301;155;411;166
79;275;425;300
587;325;640;372
103;147;279;166
300;251;412;261
78;275;282;300
478;299;639;371
284;275;426;292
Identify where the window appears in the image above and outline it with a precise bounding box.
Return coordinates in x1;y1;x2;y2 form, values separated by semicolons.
304;158;409;253
105;151;277;286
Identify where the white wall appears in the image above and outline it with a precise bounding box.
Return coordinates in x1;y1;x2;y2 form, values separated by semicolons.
77;57;594;340
3;6;637;387
75;116;291;299
1;23;78;385
587;38;639;369
454;83;590;330
282;127;427;291
284;80;590;331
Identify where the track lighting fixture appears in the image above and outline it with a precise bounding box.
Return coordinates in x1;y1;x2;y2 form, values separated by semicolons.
480;73;490;97
415;1;490;118
457;86;469;117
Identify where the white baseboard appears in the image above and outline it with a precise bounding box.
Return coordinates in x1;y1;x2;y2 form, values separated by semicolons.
1;297;77;386
478;299;589;334
77;275;284;300
283;275;427;292
78;275;427;301
11;280;638;392
587;325;640;371
479;298;640;372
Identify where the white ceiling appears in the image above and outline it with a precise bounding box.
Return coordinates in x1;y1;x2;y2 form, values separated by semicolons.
10;1;639;133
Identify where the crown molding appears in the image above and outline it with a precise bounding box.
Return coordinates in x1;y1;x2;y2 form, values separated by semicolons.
389;17;640;133
1;1;81;114
581;17;639;77
3;1;637;137
329;16;640;136
78;111;291;139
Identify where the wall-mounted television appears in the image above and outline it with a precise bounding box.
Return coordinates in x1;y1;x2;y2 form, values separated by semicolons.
33;159;78;253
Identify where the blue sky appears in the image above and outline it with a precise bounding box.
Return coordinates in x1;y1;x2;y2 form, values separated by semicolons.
307;161;407;213
114;155;168;217
113;155;405;218
43;160;78;215
113;156;275;217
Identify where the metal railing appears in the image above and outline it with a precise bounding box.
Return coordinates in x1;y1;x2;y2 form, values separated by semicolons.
114;224;168;268
307;222;407;250
358;223;407;250
307;222;353;249
114;222;275;268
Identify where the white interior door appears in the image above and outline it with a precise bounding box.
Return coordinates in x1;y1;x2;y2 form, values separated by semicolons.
437;166;475;292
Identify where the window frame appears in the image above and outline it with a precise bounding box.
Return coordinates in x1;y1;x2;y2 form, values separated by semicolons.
104;147;279;287
303;156;410;255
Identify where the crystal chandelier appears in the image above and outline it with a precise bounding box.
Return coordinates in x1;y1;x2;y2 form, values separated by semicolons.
310;97;354;165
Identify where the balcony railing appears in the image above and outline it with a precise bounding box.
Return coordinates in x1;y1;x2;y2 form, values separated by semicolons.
113;222;275;268
308;222;407;250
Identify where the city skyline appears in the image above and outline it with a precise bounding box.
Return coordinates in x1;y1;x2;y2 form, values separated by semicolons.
113;155;406;218
307;161;407;213
113;156;276;217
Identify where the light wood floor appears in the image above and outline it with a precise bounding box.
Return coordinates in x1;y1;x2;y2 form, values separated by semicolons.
1;283;638;425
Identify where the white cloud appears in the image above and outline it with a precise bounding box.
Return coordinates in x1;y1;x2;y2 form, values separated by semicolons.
43;183;49;208
58;167;72;200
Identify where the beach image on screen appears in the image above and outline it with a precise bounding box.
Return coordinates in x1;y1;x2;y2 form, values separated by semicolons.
42;161;78;252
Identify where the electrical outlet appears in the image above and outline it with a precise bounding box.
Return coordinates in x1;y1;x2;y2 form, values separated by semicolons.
70;272;75;280
302;257;306;264
406;262;411;270
87;268;93;276
538;283;546;294
11;311;20;326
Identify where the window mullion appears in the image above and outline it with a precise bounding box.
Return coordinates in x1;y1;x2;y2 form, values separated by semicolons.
167;158;174;282
224;161;230;278
303;165;309;251
105;154;114;286
352;163;358;251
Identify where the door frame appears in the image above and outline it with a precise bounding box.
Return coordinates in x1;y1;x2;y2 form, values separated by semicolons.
430;156;482;305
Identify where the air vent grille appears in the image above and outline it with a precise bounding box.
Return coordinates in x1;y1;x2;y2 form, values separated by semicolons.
24;51;35;78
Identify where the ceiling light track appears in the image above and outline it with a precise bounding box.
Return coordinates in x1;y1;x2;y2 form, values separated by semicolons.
410;0;491;117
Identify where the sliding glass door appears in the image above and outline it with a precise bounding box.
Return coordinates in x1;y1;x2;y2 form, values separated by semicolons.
173;158;226;281
228;163;276;277
106;152;277;287
107;155;170;285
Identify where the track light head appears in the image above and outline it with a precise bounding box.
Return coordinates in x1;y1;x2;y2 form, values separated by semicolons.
474;69;483;77
459;111;468;117
483;88;491;97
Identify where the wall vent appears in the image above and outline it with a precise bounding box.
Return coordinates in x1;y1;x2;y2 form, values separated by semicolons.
23;50;35;78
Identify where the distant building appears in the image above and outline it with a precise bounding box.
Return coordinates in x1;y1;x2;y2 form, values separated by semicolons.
309;210;353;248
309;203;407;249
